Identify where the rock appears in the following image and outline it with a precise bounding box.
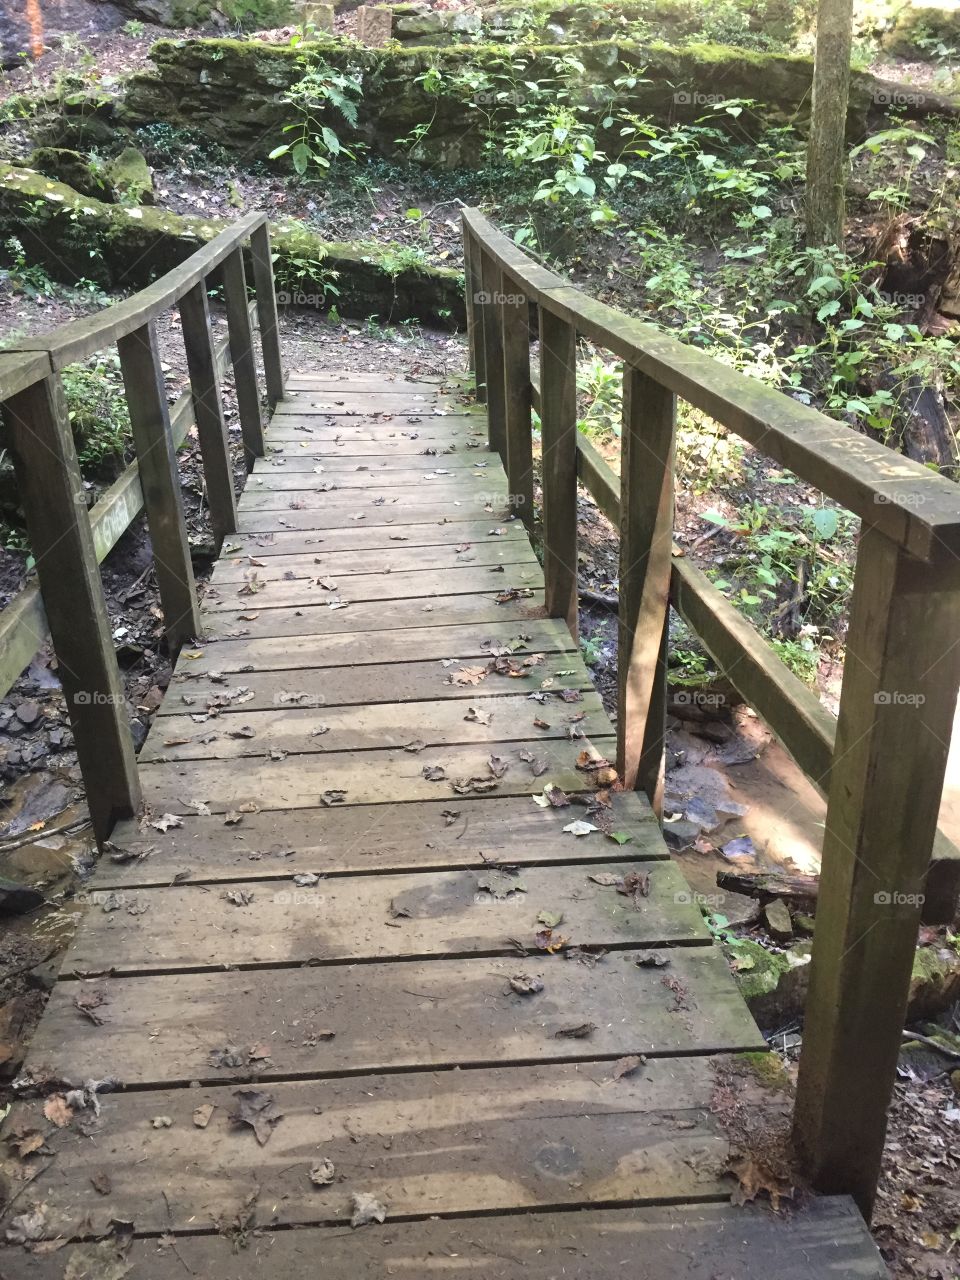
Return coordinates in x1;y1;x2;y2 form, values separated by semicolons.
0;877;45;916
0;9;32;69
14;700;40;726
301;2;334;34
357;5;393;45
108;146;155;205
0;162;463;325
762;897;793;943
106;0;294;28
662;818;701;850
30;148;116;202
880;0;960;58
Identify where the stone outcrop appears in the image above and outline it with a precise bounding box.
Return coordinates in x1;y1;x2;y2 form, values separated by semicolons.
0;164;463;325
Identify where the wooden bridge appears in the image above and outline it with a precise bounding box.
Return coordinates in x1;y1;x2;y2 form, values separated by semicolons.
1;209;958;1276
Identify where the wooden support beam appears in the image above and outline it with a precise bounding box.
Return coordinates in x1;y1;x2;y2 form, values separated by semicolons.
178;281;238;545
499;269;534;528
617;366;676;816
3;376;141;840
221;247;264;469
539;306;578;638
793;526;960;1219
250;222;284;407
480;252;506;460
463;228;486;400
118;322;202;654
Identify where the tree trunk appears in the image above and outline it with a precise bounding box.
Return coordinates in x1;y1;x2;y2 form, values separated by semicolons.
805;0;855;247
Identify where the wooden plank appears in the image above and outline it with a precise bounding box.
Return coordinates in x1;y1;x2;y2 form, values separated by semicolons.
0;348;49;399
12;213;266;370
238;488;508;516
220;519;527;557
178;281;238;543
464;225;486;397
201;591;548;639
26;944;763;1085
98;791;664;888
618;367;675;818
210;542;537;583
201;564;543;611
256;452;498;473
141;690;609;761
271;396;472;417
285;374;450;389
4;1059;751;1242
163;654;589;716
139;735;617;812
243;467;502;492
250;220;284;406
222;245;264;467
4;1201;887;1279
118;320;202;652
539;306;579;636
793;526;960;1218
3;375;141;840
176;618;574;675
500;269;535;526
63;861;707;974
237;502;514;531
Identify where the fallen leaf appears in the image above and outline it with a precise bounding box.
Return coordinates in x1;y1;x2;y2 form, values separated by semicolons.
422;764;446;781
350;1191;388;1227
612;1054;647;1080
464;706;492;726
150;814;183;833
229;1089;283;1146
193;1104;215;1129
554;1022;596;1039
509;974;544;996
727;1154;795;1212
563;820;598;837
43;1095;73;1128
309;1158;336;1186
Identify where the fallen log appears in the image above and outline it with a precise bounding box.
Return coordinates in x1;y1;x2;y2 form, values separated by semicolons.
717;869;819;904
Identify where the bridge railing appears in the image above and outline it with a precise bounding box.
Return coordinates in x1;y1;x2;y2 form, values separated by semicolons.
0;212;283;842
462;207;960;1219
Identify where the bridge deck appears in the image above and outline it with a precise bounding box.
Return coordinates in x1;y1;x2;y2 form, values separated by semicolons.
3;374;884;1276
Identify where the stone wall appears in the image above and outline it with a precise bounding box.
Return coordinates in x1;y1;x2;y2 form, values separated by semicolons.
120;35;958;169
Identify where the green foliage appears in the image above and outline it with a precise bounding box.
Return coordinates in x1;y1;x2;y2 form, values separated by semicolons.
61;355;132;472
270;58;364;174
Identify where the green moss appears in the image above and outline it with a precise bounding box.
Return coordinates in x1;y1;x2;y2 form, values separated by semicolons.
727;939;790;1002
734;1050;792;1090
0;164;463;325
29;148;115;202
108;147;154;205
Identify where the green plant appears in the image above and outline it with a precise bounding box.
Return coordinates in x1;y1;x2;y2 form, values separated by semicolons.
580;634;605;665
270;57;364;174
123;18;147;36
61;356;132;472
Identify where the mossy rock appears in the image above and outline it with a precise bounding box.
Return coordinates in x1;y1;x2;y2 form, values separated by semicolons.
880;0;960;56
29;148;116;203
108;0;294;28
108;146;155;205
0;163;463;326
121;34;959;169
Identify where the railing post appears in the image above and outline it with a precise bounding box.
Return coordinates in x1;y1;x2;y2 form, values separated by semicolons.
480;251;506;460
794;527;960;1219
499;269;534;527
221;247;264;469
463;227;486;402
617;366;675;818
118;321;202;654
3;375;141;841
539;305;578;638
250;221;285;408
178;280;238;546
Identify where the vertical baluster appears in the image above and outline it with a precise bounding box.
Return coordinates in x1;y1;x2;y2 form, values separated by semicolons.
499;269;534;527
4;374;141;840
617;366;675;817
539;305;578;637
178;281;238;545
480;252;506;461
250;221;284;408
794;529;960;1218
221;247;264;469
118;322;202;653
463;227;486;401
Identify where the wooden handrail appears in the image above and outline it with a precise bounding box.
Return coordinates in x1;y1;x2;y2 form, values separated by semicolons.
0;214;281;843
462;207;960;1222
11;212;267;370
463;207;960;564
